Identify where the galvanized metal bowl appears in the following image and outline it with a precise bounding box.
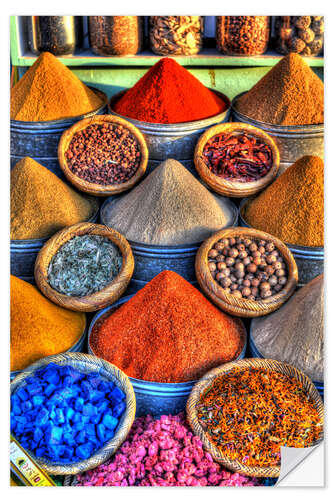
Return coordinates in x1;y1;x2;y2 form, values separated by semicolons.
10;87;108;179
232;92;324;173
239;198;324;286
88;295;247;417
100;196;238;290
10;199;99;282
108;89;231;161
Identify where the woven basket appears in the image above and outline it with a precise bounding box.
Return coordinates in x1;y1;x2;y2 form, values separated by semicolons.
194;122;280;198
186;357;324;478
10;352;136;476
195;226;298;318
34;222;134;312
58;114;148;196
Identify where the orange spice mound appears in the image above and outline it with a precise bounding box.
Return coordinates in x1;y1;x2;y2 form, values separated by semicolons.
11;52;103;121
113;57;227;124
90;270;246;383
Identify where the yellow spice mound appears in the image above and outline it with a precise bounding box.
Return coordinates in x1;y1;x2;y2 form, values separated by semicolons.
10;276;85;371
11;52;103;121
11;157;96;240
243;155;324;247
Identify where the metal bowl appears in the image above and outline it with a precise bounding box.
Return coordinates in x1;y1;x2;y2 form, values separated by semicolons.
109;89;231;161
88;295;247;417
232;92;324;172
239;198;324;286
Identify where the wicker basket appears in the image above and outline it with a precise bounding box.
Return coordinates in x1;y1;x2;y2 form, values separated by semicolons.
58;114;148;196
194;122;280;198
186;357;324;478
34;222;134;312
195;227;298;318
10;352;136;475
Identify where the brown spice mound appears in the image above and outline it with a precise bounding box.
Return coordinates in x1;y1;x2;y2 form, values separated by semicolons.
243;155;324;247
11;157;96;240
235;53;324;125
11;52;103;121
90;271;246;383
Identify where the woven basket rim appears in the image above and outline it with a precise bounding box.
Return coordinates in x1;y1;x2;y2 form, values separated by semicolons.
186;357;324;478
10;352;136;475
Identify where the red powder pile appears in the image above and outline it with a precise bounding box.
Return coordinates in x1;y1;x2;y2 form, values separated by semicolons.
113;58;227;124
90;270;245;383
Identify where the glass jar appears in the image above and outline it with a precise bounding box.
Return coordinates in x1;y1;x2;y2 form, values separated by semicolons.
275;16;324;56
88;16;143;56
27;16;83;56
216;16;270;56
149;16;204;55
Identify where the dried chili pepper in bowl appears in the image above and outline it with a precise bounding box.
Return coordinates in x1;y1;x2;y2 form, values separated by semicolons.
194;122;280;198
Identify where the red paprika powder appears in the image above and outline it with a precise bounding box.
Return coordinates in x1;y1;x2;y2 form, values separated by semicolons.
90;270;246;383
113;58;227;124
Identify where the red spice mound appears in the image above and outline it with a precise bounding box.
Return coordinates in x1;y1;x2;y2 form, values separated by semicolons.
90;270;246;383
113;58;227;124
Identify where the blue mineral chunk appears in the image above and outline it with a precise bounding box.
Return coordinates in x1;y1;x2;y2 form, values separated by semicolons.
72;412;82;423
49;408;56;421
109;386;125;403
75;443;93;460
26;383;43;396
61;366;84;383
48;444;66;460
62;446;74;461
73;421;84;433
21;400;32;412
86;374;101;388
82;415;90;425
63;376;74;387
102;414;118;430
10;415;17;431
86;423;96;436
89;413;101;425
45;425;63;445
12;404;21;416
97;401;109;414
62;422;72;434
97;380;110;392
56;387;75;400
42;367;60;385
49;392;64;406
112;401;126;419
15;415;27;425
16;423;26;434
16;387;29;402
104;429;115;442
33;427;44;444
55;408;65;424
76;430;86;444
11;393;21;407
63;432;76;447
82;403;97;417
74;397;84;412
80;380;93;395
44;383;56;397
65;407;75;421
97;424;106;442
89;390;105;403
32;395;45;407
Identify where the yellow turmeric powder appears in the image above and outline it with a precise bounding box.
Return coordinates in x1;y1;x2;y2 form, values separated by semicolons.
243;156;324;247
11;52;103;122
10;276;86;371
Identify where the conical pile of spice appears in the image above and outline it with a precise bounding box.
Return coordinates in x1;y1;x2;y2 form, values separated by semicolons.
10;276;85;371
90;270;246;383
235;53;324;125
103;159;235;245
113;57;227;123
251;274;324;383
242;155;324;247
11;52;103;121
11;157;96;240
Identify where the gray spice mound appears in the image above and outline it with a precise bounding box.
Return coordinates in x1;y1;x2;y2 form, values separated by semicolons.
251;274;323;382
102;159;234;245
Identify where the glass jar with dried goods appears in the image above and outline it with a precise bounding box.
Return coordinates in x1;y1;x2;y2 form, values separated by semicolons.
275;16;324;56
149;16;204;55
88;16;143;56
216;16;270;56
27;16;83;56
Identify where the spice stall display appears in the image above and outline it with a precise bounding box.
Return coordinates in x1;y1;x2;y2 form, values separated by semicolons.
216;17;270;56
149;17;204;56
90;271;246;383
250;274;324;385
242;156;324;248
10;276;86;372
275;16;324;56
72;413;261;486
88;17;143;56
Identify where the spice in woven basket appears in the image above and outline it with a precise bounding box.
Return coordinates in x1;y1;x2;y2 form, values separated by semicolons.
90;271;246;383
48;235;123;297
11;52;103;122
11;157;96;240
235;53;324;125
10;276;85;371
113;58;227;124
242;156;324;247
74;413;261;486
103;159;235;246
65;123;142;185
149;16;203;55
202;132;273;182
251;274;324;383
208;236;288;300
11;363;126;462
197;368;322;468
